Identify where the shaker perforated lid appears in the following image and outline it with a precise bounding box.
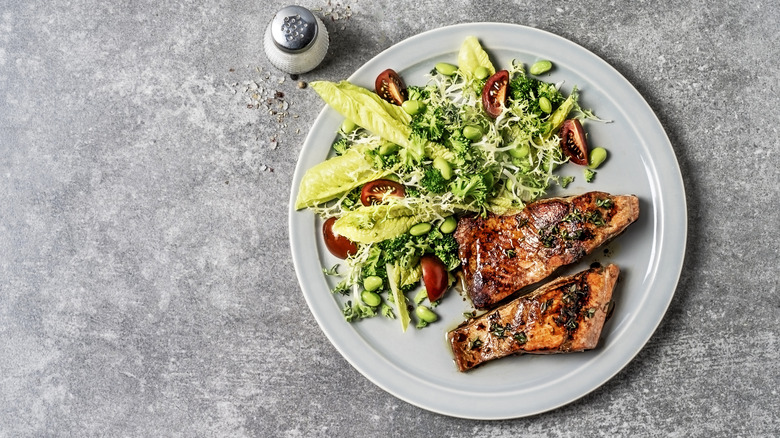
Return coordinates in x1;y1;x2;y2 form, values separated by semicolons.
270;5;319;53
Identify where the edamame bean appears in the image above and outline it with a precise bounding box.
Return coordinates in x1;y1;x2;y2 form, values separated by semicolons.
475;66;491;80
589;147;608;169
508;143;530;159
409;222;432;236
401;100;425;115
462;125;483;141
435;62;458;76
529;60;553;75
363;275;383;292
341;119;357;133
415;305;438;323
539;96;552;113
379;142;399;156
439;216;457;234
433;157;452;180
361;290;382;307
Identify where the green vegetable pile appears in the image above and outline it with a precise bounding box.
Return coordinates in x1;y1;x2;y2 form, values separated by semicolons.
295;36;594;332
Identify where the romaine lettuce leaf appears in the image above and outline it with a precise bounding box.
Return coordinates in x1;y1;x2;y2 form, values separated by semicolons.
331;203;443;244
295;148;389;209
310;80;457;164
310;80;411;148
457;36;495;81
543;92;577;138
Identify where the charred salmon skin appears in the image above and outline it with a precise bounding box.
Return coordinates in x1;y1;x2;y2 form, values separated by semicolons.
454;191;638;309
448;264;619;372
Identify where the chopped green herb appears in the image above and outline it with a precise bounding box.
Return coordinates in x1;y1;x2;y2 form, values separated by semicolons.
596;197;613;208
513;331;528;344
584;168;596;182
562;209;584;224
586;210;606;227
468;337;483;350
540;298;554;313
560;229;584;241
489;322;508;338
538;228;557;248
560;176;574;188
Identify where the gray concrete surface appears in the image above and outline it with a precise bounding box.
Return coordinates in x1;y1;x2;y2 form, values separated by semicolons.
1;0;778;436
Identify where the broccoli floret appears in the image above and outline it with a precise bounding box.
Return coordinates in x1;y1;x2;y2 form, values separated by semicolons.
378;233;417;268
420;166;449;194
399;133;427;168
451;173;489;205
364;148;400;171
339;187;363;211
379;229;456;270
536;81;564;107
332;137;350;155
509;74;564;116
510;74;537;100
444;133;472;167
410;100;461;142
431;232;460;271
410;105;446;141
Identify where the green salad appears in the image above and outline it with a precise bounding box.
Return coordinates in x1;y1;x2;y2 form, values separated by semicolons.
295;37;597;332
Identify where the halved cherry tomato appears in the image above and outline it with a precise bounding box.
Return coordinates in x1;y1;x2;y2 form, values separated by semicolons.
360;179;405;206
322;217;357;259
421;254;449;302
559;119;589;166
481;69;509;118
375;68;407;105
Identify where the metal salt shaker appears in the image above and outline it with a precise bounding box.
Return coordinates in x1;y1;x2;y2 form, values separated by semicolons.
264;5;329;75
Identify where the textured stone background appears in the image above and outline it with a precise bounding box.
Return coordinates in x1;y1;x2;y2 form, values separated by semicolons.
1;0;778;436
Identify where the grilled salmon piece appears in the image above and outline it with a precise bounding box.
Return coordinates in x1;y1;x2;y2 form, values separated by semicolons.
454;191;638;309
448;264;619;372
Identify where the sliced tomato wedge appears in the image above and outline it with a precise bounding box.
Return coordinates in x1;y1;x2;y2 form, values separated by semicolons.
375;69;407;105
360;179;405;206
421;254;449;302
559;119;589;166
322;217;357;259
481;70;509;118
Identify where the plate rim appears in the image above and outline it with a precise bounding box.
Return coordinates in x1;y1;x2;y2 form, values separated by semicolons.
288;22;687;419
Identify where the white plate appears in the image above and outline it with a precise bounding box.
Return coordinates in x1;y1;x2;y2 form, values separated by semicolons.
289;23;686;419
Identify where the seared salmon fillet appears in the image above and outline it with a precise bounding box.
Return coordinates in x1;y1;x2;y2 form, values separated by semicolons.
448;264;619;372
454;191;638;309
